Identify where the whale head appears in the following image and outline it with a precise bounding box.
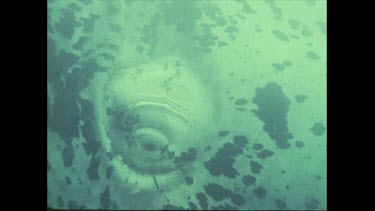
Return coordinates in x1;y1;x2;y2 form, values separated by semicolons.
92;56;214;193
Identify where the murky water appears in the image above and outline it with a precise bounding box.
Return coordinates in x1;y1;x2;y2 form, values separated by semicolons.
47;0;326;210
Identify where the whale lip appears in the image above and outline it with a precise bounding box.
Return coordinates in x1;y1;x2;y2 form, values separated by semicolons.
120;155;182;175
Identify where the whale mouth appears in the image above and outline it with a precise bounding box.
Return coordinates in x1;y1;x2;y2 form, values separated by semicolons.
120;127;181;174
105;97;198;175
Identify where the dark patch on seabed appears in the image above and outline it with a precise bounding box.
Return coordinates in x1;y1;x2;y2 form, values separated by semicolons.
73;36;91;50
254;186;267;199
257;149;274;159
249;160;263;174
54;9;81;39
311;122;326;136
67;200;79;209
163;204;186;210
57;195;64;208
234;98;248;105
252;82;293;149
195;192;208;209
204;142;243;178
242;175;256;185
211;203;239;210
304;197;321;210
295;94;307;103
81;14;100;33
233;135;248;148
173;147;197;163
188;201;199;210
230;193;246;206
87;155;101;180
61;143;75;167
253;143;263;150
106;166;114;179
100;186;112;209
296;140;305;148
65;176;72;185
272;63;285;71
275;198;287;209
204;183;233;201
68;2;82;12
306;51;320;60
185;176;194;185
271;30;289;42
218;130;230;137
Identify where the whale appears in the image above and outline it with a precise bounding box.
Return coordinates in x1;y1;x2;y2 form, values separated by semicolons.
81;56;215;196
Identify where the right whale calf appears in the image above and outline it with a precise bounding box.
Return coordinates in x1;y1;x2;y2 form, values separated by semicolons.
84;56;215;195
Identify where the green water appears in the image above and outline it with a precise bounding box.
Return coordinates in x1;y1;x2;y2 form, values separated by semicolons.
47;0;326;210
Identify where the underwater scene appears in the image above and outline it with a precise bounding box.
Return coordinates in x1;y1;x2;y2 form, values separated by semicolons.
47;0;326;210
